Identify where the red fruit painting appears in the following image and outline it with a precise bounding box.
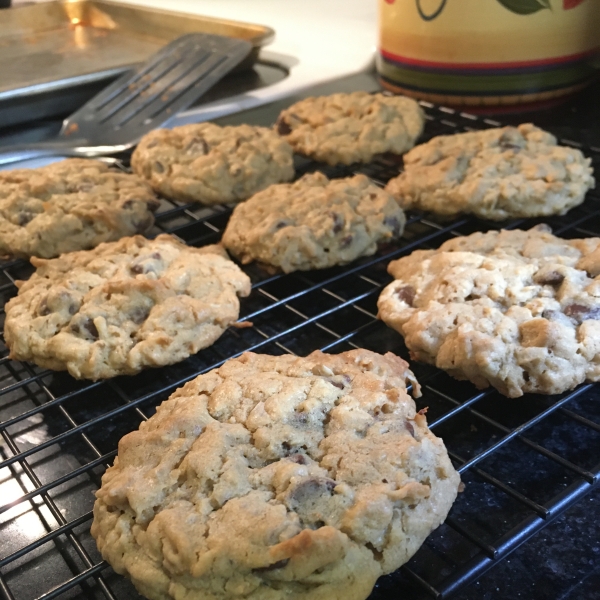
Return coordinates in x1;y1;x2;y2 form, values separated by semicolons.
563;0;585;7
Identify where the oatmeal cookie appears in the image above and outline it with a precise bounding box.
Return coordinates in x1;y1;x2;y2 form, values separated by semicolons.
275;92;424;165
131;123;295;205
222;172;406;273
0;159;159;259
92;349;459;600
386;124;594;220
377;224;600;397
4;235;251;380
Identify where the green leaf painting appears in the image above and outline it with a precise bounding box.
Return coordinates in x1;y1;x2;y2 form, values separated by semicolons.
495;0;551;14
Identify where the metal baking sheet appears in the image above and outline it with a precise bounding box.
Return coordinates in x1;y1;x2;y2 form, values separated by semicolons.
0;0;274;127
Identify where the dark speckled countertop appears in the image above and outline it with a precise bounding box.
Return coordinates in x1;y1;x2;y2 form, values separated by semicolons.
454;489;600;600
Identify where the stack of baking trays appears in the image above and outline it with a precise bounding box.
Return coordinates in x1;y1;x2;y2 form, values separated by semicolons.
0;90;599;600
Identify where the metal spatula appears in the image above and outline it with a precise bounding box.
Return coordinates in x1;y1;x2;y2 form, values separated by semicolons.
0;33;252;166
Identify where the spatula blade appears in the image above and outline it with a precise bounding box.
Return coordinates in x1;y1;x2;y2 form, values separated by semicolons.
60;33;253;146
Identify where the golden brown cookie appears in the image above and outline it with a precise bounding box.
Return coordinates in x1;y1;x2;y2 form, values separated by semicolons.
386;124;595;220
131;123;295;205
92;349;459;600
378;225;600;397
4;235;251;380
276;92;424;165
222;172;406;273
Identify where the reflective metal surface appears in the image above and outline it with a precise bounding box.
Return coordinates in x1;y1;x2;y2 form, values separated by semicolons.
0;0;274;126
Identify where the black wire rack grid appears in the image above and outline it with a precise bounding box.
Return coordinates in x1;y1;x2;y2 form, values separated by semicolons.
0;103;599;600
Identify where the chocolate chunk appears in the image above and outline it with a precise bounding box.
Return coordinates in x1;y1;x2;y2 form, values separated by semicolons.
130;254;160;275
405;420;415;437
288;453;307;465
537;271;565;286
383;216;402;237
153;161;165;173
253;559;289;573
292;412;308;426
58;291;79;315
276;118;292;136
563;303;600;323
329;212;344;234
39;292;78;316
499;141;522;151
130;307;150;324
498;131;523;151
274;220;289;230
286;477;337;528
395;285;416;306
17;212;35;226
327;374;351;389
71;317;99;340
84;319;99;339
288;477;336;508
340;234;353;248
185;138;209;155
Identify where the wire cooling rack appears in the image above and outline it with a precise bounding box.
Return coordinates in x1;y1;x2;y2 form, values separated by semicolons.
0;103;599;600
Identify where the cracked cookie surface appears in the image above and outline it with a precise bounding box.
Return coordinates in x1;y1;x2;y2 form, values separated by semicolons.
385;124;595;221
378;225;600;397
0;159;159;258
4;235;251;380
131;123;295;205
275;92;424;165
91;349;459;600
222;172;406;273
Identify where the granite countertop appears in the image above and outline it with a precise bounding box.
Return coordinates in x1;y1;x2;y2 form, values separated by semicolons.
455;490;600;599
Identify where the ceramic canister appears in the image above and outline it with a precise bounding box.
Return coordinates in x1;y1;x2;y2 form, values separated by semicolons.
378;0;600;109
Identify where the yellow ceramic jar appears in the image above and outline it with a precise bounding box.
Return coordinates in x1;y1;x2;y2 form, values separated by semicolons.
378;0;600;109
